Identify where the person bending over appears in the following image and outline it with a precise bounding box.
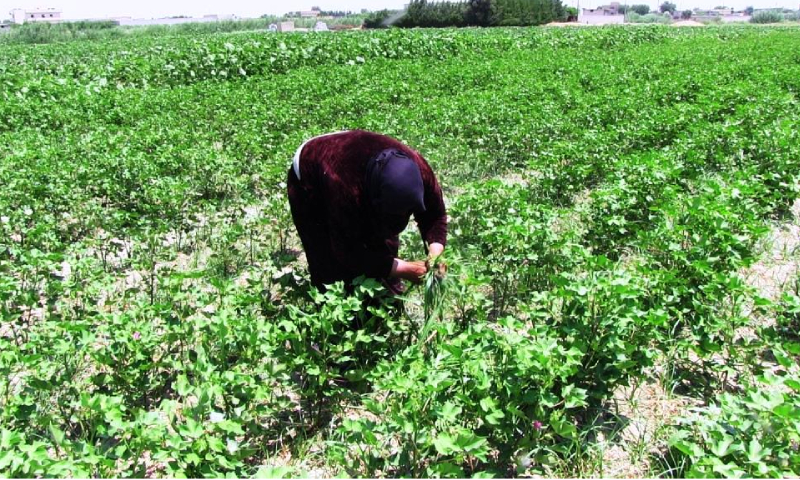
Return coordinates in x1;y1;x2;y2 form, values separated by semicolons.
287;130;447;294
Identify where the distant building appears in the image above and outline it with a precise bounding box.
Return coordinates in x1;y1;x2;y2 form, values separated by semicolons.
580;3;624;25
10;8;25;24
24;8;62;23
692;7;748;22
112;14;237;27
278;21;295;32
300;10;320;18
582;2;621;16
0;23;11;31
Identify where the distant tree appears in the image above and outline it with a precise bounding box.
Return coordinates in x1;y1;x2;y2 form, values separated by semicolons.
750;9;783;23
566;6;578;19
465;0;493;26
744;6;754;15
311;6;321;11
660;1;677;14
363;9;393;28
631;4;650;15
681;9;692;18
318;10;352;17
397;0;566;28
617;5;629;14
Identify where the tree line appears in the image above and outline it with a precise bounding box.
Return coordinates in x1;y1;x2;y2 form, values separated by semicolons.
367;0;569;28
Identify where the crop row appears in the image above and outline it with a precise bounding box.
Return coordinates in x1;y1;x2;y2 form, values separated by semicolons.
1;26;799;477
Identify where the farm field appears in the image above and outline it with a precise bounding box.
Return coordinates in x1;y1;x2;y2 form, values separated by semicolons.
1;26;800;477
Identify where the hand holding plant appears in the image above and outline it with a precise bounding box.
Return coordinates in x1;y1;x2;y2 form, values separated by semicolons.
427;242;447;279
391;258;428;284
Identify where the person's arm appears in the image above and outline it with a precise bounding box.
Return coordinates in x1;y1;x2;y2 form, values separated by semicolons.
327;220;428;284
414;160;448;255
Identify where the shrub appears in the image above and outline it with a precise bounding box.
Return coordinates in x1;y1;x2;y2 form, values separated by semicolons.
751;10;784;23
333;263;660;476
449;181;581;313
362;9;395;29
784;11;800;21
627;12;672;23
666;365;800;478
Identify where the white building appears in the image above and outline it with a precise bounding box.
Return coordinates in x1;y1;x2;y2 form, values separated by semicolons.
579;11;625;24
9;8;26;24
23;8;62;23
112;14;237;27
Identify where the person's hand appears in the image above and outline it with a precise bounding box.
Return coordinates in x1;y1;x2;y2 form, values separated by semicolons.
427;243;447;278
430;260;447;278
391;259;428;284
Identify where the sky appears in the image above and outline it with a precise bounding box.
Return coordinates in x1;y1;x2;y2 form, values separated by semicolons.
1;0;797;21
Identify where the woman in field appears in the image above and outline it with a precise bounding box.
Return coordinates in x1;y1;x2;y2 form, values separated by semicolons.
287;130;447;294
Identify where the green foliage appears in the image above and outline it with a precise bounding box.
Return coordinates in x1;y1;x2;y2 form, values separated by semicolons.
0;17;366;46
450;181;581;313
396;0;567;27
465;0;494;26
660;1;677;14
775;280;800;339
362;10;396;28
332;316;587;476
682;10;693;19
0;20;125;44
1;26;800;477
750;10;785;23
630;4;651;15
666;363;800;477
396;0;468;28
628;12;672;23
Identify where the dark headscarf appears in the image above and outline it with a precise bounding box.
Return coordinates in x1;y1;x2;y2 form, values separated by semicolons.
365;149;426;235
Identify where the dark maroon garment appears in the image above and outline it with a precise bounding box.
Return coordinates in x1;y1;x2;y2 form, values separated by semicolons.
287;130;447;289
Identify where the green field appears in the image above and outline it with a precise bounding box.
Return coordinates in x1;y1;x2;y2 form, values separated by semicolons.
1;26;800;477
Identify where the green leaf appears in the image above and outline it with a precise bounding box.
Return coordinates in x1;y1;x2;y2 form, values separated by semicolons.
427;462;465;478
438;401;462;424
747;437;767;463
479;397;496;413
562;385;588;409
49;424;65;445
773;348;793;368
785;379;800;392
710;435;734;458
550;417;577;440
433;433;457;456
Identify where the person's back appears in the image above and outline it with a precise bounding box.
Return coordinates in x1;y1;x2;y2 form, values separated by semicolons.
287;130;447;293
